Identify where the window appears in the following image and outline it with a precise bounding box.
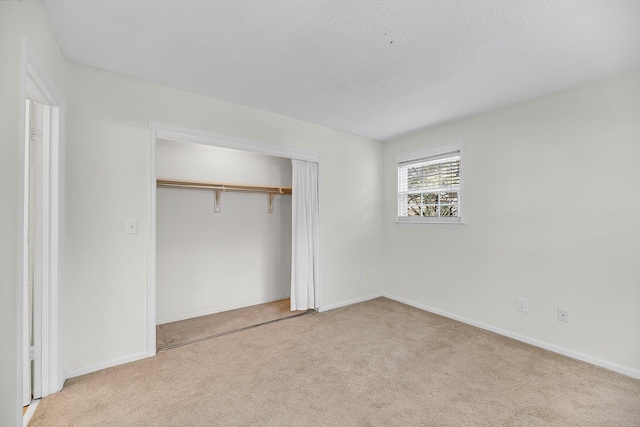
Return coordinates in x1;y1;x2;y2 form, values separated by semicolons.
396;140;463;223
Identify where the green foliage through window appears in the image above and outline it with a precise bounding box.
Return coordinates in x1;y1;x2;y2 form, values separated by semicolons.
398;154;460;220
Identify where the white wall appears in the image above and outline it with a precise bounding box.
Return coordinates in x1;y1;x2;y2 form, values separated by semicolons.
156;140;292;323
62;47;384;374
383;67;640;376
0;2;69;426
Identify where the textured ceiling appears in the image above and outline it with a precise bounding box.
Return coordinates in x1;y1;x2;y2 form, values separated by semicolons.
41;0;640;141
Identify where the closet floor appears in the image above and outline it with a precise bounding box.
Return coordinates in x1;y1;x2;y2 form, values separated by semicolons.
156;299;305;351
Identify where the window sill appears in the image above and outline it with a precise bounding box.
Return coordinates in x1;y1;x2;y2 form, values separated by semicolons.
396;218;465;226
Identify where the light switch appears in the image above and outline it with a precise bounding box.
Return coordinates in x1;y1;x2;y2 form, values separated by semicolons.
126;219;138;235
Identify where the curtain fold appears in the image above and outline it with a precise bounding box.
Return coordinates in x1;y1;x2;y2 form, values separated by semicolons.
290;159;319;311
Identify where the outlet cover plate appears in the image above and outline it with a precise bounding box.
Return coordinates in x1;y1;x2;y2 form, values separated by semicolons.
516;297;528;313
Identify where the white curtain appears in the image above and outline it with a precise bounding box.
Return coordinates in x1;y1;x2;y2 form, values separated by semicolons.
290;159;319;311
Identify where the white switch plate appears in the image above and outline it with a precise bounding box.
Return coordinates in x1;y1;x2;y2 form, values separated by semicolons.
516;297;528;313
126;219;138;235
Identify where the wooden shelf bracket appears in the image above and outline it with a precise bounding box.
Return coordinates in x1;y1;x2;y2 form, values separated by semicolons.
268;193;277;214
214;189;222;213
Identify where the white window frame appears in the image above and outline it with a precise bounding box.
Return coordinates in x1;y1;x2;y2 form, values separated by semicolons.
395;139;464;224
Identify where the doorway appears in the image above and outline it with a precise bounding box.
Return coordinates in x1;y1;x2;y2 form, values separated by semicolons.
20;47;64;411
147;124;321;356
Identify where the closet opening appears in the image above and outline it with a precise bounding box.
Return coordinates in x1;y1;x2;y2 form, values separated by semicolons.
148;125;321;355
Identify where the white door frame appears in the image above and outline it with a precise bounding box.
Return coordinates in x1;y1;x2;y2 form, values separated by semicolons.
18;42;65;410
22;99;33;407
147;123;321;356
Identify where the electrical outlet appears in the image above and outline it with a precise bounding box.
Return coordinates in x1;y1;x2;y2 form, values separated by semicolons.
357;273;363;283
557;308;569;322
516;297;528;313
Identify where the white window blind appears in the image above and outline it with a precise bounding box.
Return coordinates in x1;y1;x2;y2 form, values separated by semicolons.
397;147;462;223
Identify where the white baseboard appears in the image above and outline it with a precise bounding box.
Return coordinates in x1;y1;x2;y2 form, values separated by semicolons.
64;351;150;381
23;399;40;427
319;292;383;312
383;293;640;380
156;294;290;325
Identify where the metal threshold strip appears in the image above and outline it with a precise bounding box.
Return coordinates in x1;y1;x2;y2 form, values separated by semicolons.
157;309;315;353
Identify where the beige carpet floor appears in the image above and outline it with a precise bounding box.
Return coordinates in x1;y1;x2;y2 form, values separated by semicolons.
156;299;298;351
30;298;640;426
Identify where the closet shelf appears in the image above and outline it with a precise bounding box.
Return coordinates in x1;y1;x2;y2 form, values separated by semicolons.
156;178;292;213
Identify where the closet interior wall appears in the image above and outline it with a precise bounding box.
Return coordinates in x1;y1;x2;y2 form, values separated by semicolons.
155;139;292;324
